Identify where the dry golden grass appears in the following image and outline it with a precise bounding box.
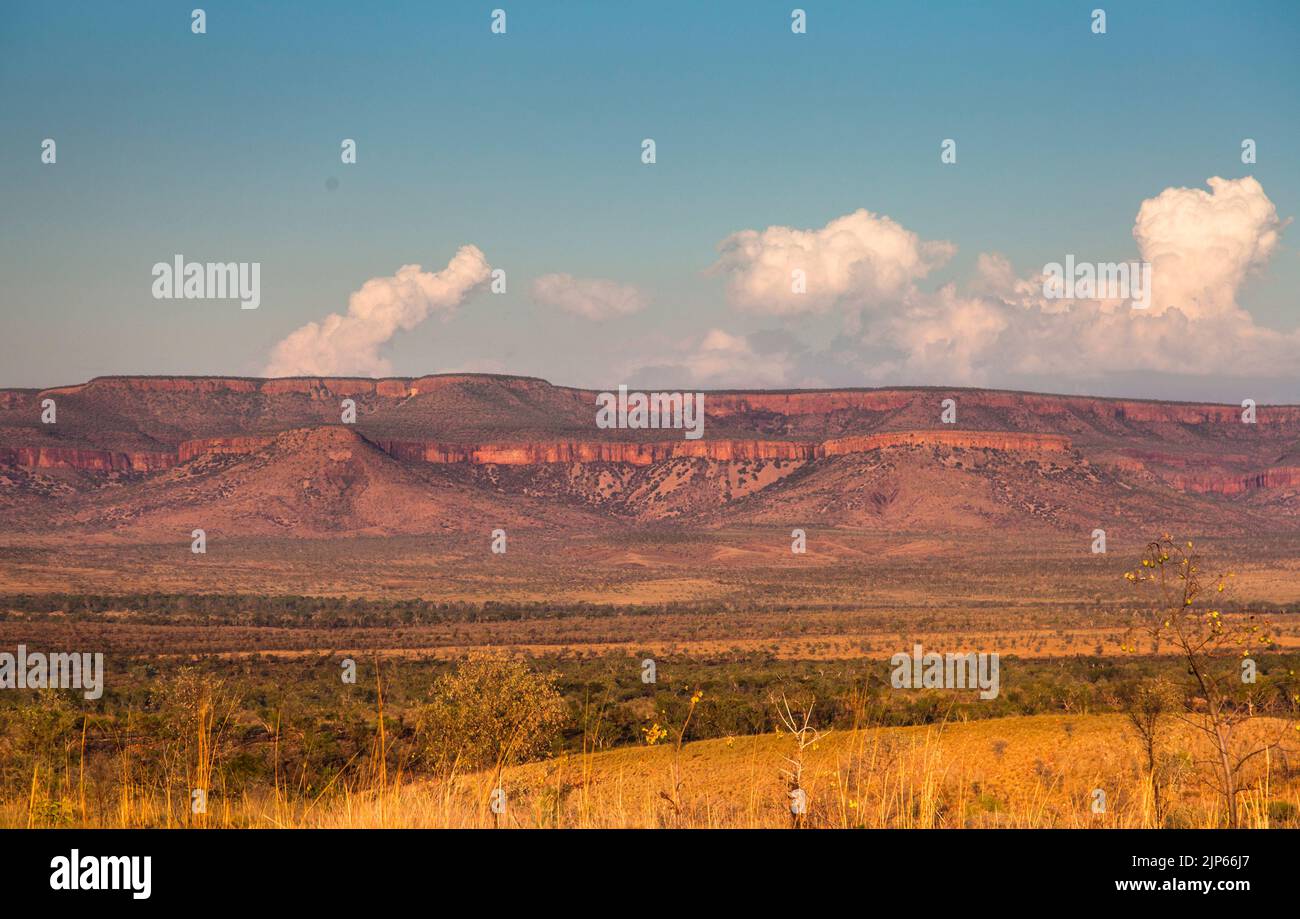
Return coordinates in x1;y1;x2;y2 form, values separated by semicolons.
15;713;1295;830
295;714;1299;829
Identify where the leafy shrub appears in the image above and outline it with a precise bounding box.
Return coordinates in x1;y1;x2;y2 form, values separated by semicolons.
415;656;567;774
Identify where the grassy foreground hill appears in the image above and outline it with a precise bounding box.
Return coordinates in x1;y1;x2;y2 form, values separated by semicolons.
11;712;1293;830
293;714;1300;830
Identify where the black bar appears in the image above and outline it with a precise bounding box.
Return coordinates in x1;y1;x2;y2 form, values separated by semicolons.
3;828;1280;905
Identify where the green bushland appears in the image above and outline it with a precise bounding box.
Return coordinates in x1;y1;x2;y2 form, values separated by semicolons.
3;648;1298;821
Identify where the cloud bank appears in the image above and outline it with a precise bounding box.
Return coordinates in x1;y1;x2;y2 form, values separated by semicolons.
874;176;1291;385
671;177;1293;391
264;246;491;377
531;273;648;320
677;329;798;388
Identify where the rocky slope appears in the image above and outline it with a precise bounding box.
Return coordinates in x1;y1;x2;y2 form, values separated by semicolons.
4;427;600;539
0;374;1296;538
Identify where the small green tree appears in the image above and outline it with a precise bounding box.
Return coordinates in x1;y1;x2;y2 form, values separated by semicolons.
416;656;567;778
1124;537;1288;827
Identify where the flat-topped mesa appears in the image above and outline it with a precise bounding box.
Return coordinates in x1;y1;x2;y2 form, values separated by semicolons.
30;373;552;401
1;375;1296;487
701;389;1300;426
12;375;1299;427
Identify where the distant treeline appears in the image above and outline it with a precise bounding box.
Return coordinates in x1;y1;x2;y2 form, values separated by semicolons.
0;592;1291;628
0;592;822;626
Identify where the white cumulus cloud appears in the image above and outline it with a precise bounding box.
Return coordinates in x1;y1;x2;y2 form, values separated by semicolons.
691;177;1295;392
862;176;1294;386
1133;175;1284;319
531;273;648;320
264;245;491;377
709;208;955;315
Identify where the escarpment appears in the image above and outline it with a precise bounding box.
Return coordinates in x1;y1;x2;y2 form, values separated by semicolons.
0;429;1073;471
1166;466;1300;496
0;375;1296;500
0;445;175;473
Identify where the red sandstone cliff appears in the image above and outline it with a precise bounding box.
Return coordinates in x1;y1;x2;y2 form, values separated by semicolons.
377;437;820;466
176;435;279;462
821;430;1072;456
0;429;1076;472
1165;466;1300;496
0;445;175;473
1;375;1296;498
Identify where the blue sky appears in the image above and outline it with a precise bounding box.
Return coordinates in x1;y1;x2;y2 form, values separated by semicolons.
3;1;1298;399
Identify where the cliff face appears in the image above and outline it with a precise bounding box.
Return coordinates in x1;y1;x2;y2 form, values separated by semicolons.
0;445;175;473
0;438;281;472
1;375;1297;497
1169;466;1300;495
206;429;1076;468
377;438;820;465
821;431;1072;456
176;436;279;462
0;430;1075;472
0;391;36;410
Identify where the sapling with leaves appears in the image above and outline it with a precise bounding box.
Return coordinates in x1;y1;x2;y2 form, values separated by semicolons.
1123;536;1294;827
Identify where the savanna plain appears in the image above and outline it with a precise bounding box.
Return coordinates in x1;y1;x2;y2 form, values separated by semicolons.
2;528;1297;830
